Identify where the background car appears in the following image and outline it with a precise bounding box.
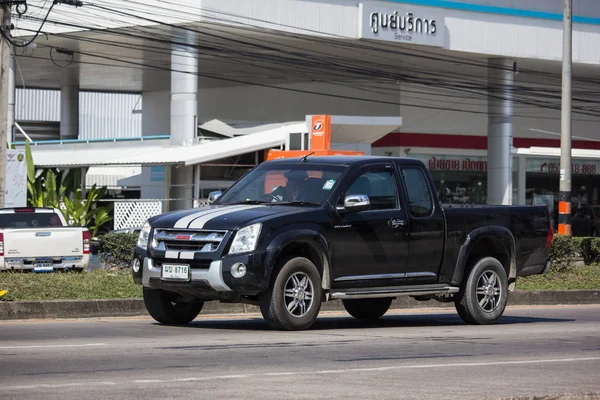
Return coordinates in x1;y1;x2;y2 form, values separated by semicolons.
571;204;600;237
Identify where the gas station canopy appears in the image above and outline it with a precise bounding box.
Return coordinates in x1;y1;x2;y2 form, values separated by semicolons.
24;116;403;169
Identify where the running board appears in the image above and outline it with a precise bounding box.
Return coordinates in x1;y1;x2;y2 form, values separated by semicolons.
329;284;460;300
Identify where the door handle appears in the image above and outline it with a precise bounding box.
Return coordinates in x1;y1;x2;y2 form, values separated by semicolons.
389;218;406;228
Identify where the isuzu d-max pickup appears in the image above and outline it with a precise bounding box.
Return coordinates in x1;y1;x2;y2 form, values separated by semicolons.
132;156;553;330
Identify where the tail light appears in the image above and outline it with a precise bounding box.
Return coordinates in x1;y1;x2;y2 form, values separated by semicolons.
0;233;4;256
546;218;554;248
83;231;91;254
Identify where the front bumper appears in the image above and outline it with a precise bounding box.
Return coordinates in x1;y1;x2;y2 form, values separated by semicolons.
138;251;269;296
142;257;231;291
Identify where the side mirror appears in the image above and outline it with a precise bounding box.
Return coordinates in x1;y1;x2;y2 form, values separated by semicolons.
336;194;370;214
207;191;222;205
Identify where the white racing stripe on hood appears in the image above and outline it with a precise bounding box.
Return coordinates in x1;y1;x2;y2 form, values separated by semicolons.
173;205;250;229
187;205;265;229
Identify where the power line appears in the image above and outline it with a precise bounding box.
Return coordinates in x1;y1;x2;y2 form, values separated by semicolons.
2;1;55;47
10;2;600;120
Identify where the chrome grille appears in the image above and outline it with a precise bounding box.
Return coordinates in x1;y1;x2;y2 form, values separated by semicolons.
151;229;227;253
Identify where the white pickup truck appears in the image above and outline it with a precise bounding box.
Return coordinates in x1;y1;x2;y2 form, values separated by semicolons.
0;207;90;272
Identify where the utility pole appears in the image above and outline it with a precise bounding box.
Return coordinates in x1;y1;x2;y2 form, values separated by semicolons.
558;0;572;236
0;1;11;208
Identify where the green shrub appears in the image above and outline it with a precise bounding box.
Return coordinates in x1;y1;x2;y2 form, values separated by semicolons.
550;235;578;272
549;235;600;272
580;237;600;265
99;233;138;269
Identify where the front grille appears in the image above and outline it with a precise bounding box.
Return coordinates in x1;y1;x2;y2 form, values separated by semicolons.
152;229;227;254
155;259;212;270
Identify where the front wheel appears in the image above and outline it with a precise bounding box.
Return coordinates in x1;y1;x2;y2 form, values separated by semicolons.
342;298;393;320
259;257;323;331
143;287;203;325
454;257;508;325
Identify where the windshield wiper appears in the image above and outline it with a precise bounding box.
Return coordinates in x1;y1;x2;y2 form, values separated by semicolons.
223;200;272;205
277;201;320;207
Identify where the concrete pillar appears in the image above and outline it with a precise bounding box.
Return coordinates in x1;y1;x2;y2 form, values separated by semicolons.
170;165;195;211
487;58;514;205
169;30;198;210
7;52;15;144
517;155;527;206
60;84;79;140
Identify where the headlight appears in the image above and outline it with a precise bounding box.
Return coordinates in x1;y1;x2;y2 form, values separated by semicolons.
228;223;262;255
137;221;151;249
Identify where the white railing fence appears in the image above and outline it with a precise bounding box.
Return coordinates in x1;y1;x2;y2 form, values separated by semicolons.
114;201;163;230
113;199;210;230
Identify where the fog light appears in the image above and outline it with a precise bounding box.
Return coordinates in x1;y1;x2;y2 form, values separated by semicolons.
231;263;247;278
132;258;141;273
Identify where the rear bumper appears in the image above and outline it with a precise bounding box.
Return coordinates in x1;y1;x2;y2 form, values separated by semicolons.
0;255;89;271
541;259;553;275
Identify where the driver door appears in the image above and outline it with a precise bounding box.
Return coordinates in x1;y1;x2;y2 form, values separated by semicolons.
330;163;409;288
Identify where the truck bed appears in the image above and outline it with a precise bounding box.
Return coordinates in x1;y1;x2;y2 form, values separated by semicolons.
442;204;552;277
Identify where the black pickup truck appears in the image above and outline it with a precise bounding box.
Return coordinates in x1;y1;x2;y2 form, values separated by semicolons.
132;156;553;331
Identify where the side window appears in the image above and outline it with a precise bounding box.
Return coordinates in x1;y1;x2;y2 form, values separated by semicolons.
344;169;397;210
401;167;433;217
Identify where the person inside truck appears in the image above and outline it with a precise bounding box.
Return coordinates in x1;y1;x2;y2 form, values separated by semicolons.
49;214;61;227
270;170;310;202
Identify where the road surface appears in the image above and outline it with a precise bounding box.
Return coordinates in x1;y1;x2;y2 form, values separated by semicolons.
1;305;599;399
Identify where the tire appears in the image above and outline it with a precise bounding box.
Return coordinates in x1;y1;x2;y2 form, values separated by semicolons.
454;256;508;325
259;257;323;331
143;287;204;325
342;298;393;320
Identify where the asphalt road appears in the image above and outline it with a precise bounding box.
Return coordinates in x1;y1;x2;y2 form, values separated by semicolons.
1;305;599;400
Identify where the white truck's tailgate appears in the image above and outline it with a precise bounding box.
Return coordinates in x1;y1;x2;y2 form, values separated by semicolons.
3;228;84;258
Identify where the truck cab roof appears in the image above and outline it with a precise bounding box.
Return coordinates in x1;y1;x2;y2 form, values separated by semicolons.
266;155;425;168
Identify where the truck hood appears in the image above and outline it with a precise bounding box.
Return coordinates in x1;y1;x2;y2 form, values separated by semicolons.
150;204;321;231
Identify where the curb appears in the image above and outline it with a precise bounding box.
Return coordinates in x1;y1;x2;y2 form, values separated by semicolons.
0;290;598;321
499;394;600;400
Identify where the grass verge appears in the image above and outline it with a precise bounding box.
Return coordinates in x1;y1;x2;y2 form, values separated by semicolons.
0;265;599;301
517;264;600;291
0;270;142;301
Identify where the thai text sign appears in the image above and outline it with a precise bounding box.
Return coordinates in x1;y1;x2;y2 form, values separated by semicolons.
358;2;445;47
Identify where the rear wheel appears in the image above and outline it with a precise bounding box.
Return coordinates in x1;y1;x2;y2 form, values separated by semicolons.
342;298;393;320
259;257;322;331
143;287;203;325
454;257;508;325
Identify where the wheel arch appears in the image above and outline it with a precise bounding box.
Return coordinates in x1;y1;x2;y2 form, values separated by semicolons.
265;229;332;293
451;226;516;288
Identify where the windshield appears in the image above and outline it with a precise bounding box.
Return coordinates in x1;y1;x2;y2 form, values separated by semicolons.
218;163;346;206
0;212;63;228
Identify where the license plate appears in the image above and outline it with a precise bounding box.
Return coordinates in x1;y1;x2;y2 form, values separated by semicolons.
33;263;54;273
161;264;190;281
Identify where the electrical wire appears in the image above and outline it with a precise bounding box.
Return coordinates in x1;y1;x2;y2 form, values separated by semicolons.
49;47;74;68
10;2;600;121
78;3;600;110
2;1;55;48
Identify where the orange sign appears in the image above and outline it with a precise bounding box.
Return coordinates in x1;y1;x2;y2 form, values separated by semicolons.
262;115;364;163
265;149;364;161
310;115;331;151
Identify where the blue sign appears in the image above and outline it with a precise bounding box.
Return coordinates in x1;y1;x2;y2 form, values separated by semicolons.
150;166;165;182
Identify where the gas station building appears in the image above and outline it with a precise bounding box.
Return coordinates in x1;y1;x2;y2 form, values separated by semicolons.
9;0;600;226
